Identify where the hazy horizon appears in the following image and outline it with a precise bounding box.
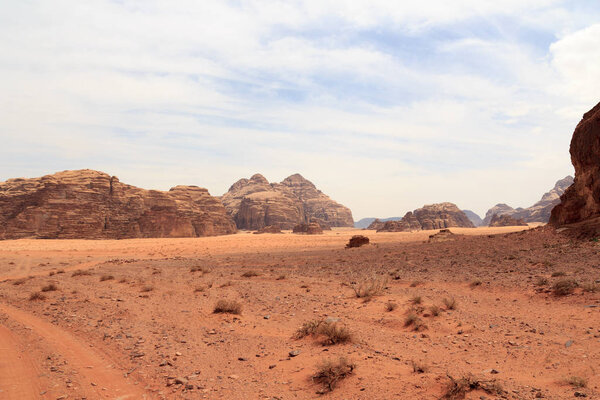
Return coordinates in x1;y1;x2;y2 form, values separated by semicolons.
2;1;598;220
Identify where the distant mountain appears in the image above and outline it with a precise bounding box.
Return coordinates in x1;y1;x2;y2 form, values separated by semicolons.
370;203;474;232
355;217;401;229
462;210;483;227
482;176;574;226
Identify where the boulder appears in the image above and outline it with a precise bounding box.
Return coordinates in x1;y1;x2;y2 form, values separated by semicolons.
292;222;323;235
0;169;237;239
221;173;353;230
488;214;528;227
551;102;600;236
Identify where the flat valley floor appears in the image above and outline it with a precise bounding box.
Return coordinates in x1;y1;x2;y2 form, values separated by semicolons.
0;226;599;399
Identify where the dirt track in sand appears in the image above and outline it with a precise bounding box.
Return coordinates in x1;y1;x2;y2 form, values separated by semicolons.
0;226;599;399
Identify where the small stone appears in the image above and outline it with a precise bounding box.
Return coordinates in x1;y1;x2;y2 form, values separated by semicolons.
565;340;574;348
264;315;270;319
289;350;300;357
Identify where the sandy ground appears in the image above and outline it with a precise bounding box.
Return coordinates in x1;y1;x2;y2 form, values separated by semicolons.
0;226;599;399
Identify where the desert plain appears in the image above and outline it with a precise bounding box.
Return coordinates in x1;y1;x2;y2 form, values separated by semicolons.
0;226;599;400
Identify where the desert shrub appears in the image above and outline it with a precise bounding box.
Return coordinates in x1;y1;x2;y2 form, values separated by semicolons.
312;357;355;392
294;320;352;345
442;374;503;399
552;279;578;296
29;292;46;301
41;283;58;292
241;271;260;278
410;295;422;305
118;278;128;283
564;376;587;388
141;285;154;292
428;305;440;317
404;313;426;331
385;301;397;312
535;277;549;286
213;299;242;314
350;275;388;299
294;320;323;339
443;297;457;310
410;360;428;373
100;275;114;282
582;282;600;293
12;278;27;286
551;271;566;277
71;269;92;277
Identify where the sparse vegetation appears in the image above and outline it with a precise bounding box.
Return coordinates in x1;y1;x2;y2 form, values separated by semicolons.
551;271;566;277
219;280;233;288
564;375;587;388
582;282;600;293
410;280;422;287
428;305;440;317
535;277;549;286
241;271;260;278
443;297;457;310
276;274;286;280
350;275;388;299
410;295;422;305
293;320;352;345
41;283;58;292
12;278;27;286
404;313;426;331
141;285;154;292
294;320;323;339
213;299;242;314
312;357;355;392
194;286;206;293
385;301;397;312
100;274;114;282
190;265;210;274
72;269;92;277
442;374;503;399
29;292;46;301
410;360;428;373
552;279;578;296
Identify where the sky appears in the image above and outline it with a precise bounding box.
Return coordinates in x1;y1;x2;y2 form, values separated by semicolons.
1;1;599;220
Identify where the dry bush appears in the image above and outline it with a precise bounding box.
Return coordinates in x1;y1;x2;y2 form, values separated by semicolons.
404;313;427;331
312;357;355;392
141;285;154;292
443;297;457;310
428;305;440;317
552;279;578;296
564;376;587;388
241;271;260;278
385;301;397;312
410;295;422;305
12;278;27;286
213;299;242;314
350;275;388;299
582;282;600;293
29;292;46;301
190;265;210;274
41;283;58;292
294;320;323;339
294;320;352;345
72;269;92;277
551;271;566;277
100;275;114;282
410;280;422;287
442;374;503;399
410;360;428;373
535;277;549;286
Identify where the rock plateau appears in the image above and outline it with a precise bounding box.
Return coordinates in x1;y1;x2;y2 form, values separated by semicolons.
221;174;353;230
0;169;237;239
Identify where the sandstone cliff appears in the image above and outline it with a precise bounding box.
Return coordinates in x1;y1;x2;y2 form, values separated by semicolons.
551;102;600;235
0;169;237;239
375;203;474;232
221;174;353;230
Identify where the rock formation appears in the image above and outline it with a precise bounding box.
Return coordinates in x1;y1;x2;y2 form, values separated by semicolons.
428;229;457;242
366;218;385;230
0;169;237;239
252;225;282;234
221;174;353;230
292;222;323;235
488;214;528;227
551;102;600;235
483;176;574;226
346;235;370;248
375;203;474;232
462;210;483;227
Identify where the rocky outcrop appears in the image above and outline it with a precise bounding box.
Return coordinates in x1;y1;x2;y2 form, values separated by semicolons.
483;176;574;226
551;102;600;235
376;203;474;232
221;174;353;230
355;217;401;229
428;229;457;242
488;214;528;227
462;210;483;227
0;169;237;239
292;222;323;235
346;235;369;248
366;218;384;230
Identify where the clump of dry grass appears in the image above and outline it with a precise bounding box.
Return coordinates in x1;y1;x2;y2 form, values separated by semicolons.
428;305;440;317
213;299;242;314
141;285;154;292
552;279;578;296
564;376;587;388
442;374;503;399
12;278;27;286
385;301;397;312
293;320;352;345
410;360;428;374
29;292;46;301
312;357;355;392
241;271;260;278
582;282;600;293
72;269;92;277
404;313;427;331
535;277;549;286
551;271;566;277
41;283;58;292
100;274;114;282
190;265;210;274
219;280;233;288
410;295;422;305
350;275;388;299
443;297;457;310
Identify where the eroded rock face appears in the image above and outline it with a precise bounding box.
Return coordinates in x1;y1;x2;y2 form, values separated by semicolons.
376;203;474;232
488;214;528;227
482;204;516;226
0;169;237;239
292;222;323;235
252;225;282;234
346;235;369;248
221;173;353;230
551;102;600;234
